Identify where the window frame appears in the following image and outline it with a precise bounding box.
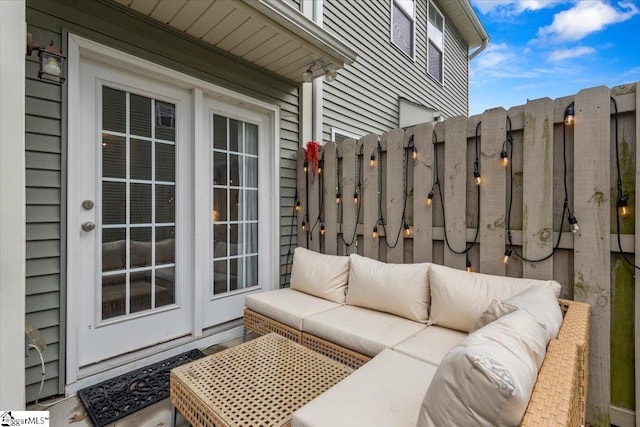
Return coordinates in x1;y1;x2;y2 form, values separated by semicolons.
331;127;362;144
390;0;416;60
427;1;445;84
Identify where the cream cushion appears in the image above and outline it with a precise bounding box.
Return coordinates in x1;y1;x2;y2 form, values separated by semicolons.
292;349;438;427
429;263;562;332
469;286;563;342
290;247;349;303
346;254;430;323
393;326;467;366
418;309;548;427
469;299;517;333
302;305;425;357
245;288;341;330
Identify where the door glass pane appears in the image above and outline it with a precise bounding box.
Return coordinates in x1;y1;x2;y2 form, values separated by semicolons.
102;135;126;178
130;139;151;180
211;115;259;297
100;87;177;320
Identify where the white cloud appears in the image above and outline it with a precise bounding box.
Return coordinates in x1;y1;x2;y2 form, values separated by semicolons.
472;0;564;15
538;1;639;42
549;46;596;61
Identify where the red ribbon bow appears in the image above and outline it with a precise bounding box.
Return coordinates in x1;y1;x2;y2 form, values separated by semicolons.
305;141;321;176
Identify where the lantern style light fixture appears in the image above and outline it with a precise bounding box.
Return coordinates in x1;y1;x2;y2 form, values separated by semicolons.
27;33;66;83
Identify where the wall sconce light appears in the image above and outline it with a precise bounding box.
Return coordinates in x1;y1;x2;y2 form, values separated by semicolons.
324;66;337;82
26;33;66;83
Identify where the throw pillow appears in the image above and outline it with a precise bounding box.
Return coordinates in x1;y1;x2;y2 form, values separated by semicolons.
290;247;349;303
469;299;517;333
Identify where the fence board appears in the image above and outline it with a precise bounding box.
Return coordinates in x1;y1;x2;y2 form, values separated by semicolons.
523;98;555;278
385;128;406;262
341;138;359;255
308;151;321;252
574;86;612;425
479;108;508;275
635;82;640;427
296;148;307;248
444;116;468;269
323;142;338;255
413;122;433;262
363;134;380;259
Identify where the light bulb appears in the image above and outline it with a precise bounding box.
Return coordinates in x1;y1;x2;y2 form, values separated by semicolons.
372;225;378;239
466;259;472;273
568;216;580;234
474;170;482;186
295;200;301;212
303;162;308;173
411;146;418;160
500;150;509;167
617;196;629;216
503;247;512;264
301;219;307;231
427;191;434;206
336;192;342;204
43;57;61;76
318;160;323;175
564;103;575;126
354;192;359;204
320;224;326;235
370;154;376;167
404;222;411;236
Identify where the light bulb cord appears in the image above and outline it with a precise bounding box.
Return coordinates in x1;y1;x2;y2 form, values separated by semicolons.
28;344;76;408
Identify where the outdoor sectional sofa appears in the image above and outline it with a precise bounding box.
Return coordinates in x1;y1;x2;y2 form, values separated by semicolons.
243;247;590;426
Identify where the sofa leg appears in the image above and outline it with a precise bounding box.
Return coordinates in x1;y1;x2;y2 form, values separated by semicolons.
242;327;248;342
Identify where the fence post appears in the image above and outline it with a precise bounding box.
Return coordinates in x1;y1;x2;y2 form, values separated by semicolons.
363;134;380;259
574;86;611;426
341;138;359;255
385;128;406;263
413;122;433;262
323;142;338;255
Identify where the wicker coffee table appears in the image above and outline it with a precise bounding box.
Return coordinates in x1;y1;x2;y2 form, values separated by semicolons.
170;333;354;427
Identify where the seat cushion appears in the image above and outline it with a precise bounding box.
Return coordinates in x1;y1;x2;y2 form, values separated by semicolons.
292;349;438;427
290;247;350;303
429;263;562;332
245;288;341;331
303;305;426;357
417;309;548;427
346;253;431;323
393;326;467;366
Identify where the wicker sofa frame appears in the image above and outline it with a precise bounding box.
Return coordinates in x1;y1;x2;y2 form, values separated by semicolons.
244;297;590;427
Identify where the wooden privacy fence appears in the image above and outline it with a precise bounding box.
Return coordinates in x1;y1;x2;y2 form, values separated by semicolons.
293;84;639;427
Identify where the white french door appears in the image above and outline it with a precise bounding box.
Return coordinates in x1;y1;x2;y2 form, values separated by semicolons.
68;37;278;374
73;58;193;366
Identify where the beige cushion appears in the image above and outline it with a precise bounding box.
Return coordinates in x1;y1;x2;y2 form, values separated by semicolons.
346;254;430;323
429;263;562;332
418;310;548;427
245;288;341;330
469;287;563;342
469;299;517;333
290;247;349;303
292;349;438;427
303;305;425;357
393;326;467;366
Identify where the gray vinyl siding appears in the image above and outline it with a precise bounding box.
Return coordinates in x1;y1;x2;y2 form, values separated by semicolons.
322;0;470;141
25;0;299;402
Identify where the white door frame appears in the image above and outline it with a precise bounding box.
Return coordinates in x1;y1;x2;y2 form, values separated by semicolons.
66;34;280;384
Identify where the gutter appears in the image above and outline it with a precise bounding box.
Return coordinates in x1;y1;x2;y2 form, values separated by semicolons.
469;38;488;61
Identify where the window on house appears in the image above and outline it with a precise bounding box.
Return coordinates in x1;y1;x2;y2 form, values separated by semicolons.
331;128;361;144
392;0;415;58
427;1;445;83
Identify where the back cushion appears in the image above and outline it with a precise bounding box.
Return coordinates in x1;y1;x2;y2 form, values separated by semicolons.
290;247;349;303
417;310;548;427
346;254;430;323
429;263;561;332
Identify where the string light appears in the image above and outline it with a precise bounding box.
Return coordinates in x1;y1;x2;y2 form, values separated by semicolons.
466;256;472;273
372;225;378;239
370;152;376;167
303;161;308;173
336;191;342;204
564;102;575;126
617;194;629;216
411;145;418;160
295;200;301;212
503;246;513;264
403;221;411;236
568;216;580;234
473;164;482;186
320;223;326;235
427;191;434;206
353;191;359;204
500;149;509;167
301;218;307;230
318;159;324;175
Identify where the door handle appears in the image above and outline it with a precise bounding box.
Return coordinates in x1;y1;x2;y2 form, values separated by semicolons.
81;221;96;232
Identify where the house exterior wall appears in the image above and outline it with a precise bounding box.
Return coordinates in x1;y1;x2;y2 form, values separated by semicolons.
320;0;470;140
24;0;299;401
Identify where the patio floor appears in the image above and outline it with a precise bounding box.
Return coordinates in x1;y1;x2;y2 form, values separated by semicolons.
29;332;256;426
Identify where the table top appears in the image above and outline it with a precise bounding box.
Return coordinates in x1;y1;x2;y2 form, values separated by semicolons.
171;333;354;427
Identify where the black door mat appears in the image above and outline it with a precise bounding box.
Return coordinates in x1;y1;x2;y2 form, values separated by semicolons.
78;348;205;427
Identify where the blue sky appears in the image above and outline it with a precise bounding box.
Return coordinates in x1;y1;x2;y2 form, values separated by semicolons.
468;0;640;115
